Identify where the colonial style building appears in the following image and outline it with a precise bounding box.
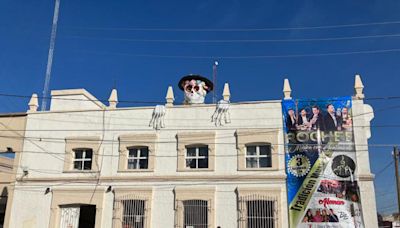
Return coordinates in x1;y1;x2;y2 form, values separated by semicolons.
4;75;377;228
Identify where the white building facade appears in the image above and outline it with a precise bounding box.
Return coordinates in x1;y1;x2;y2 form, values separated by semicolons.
6;76;377;228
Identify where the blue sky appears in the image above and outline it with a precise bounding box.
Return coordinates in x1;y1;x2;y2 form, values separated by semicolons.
1;0;400;215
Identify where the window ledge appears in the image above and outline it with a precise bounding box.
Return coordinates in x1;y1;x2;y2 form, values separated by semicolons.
117;169;154;173
177;168;215;172
238;168;279;171
63;170;100;174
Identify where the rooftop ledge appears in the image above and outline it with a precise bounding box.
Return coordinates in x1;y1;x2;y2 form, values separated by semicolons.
26;99;282;115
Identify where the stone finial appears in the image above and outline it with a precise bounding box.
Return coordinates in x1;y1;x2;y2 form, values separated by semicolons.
108;89;118;109
354;74;365;99
283;78;292;100
28;93;39;112
165;86;174;107
223;83;231;101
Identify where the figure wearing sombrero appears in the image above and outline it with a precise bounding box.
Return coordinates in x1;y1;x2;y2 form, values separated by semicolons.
178;74;214;104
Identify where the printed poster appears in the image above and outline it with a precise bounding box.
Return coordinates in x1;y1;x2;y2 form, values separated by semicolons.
283;97;364;228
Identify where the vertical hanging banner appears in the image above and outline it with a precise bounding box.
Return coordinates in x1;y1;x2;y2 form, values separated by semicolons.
283;97;364;228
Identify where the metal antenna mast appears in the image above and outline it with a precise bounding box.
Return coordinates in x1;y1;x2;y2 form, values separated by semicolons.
41;0;61;111
212;61;218;104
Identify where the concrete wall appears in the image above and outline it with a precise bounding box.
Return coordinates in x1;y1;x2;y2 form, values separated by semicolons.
0;114;27;154
16;102;285;178
50;89;105;111
352;99;378;227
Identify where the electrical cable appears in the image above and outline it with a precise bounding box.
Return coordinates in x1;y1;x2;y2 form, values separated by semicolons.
375;161;394;177
2;91;400;105
73;48;400;59
64;32;400;43
67;20;400;32
0;134;397;147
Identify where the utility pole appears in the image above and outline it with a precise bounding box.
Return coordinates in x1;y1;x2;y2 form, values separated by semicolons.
394;146;400;214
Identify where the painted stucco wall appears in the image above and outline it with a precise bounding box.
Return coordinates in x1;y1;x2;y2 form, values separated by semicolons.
0;114;26;228
0;114;26;154
352;99;378;227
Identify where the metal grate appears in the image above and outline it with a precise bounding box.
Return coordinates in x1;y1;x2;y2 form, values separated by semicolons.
183;200;209;228
113;194;148;228
59;206;80;228
239;195;277;228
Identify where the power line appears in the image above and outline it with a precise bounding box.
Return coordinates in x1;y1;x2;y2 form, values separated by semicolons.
0;100;396;133
68;20;400;32
379;203;398;211
0;134;398;147
375;161;394;177
0;148;383;159
0;101;395;130
64;32;400;43
0;92;160;105
8;174;384;193
74;47;400;59
0;123;398;132
21;117;400;128
4;89;400;105
376;191;396;198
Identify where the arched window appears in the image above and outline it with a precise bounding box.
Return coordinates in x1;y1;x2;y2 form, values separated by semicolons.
176;132;216;171
236;129;279;170
118;133;156;172
112;190;152;228
64;136;101;172
183;200;208;227
174;188;215;228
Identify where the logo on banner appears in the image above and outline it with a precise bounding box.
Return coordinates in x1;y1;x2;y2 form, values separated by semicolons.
332;155;356;178
288;154;311;177
319;198;345;208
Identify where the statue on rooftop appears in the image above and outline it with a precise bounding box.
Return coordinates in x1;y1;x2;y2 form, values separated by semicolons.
178;75;213;105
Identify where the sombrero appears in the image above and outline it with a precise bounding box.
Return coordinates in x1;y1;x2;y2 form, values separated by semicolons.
178;74;214;92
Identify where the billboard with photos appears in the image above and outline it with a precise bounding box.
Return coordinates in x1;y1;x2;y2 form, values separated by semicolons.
283;96;364;228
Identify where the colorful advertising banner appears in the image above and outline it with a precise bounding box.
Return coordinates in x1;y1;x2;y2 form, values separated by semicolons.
283;97;364;228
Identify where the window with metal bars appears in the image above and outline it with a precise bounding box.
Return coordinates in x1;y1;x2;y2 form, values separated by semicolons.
239;195;277;228
113;193;150;228
245;144;272;168
73;149;93;170
183;200;208;228
185;146;208;169
127;147;149;169
122;199;146;228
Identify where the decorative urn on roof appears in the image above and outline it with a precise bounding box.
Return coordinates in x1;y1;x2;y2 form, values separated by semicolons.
178;74;214;104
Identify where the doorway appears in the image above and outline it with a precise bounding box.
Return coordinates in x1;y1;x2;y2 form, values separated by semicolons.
59;204;96;228
78;205;96;228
